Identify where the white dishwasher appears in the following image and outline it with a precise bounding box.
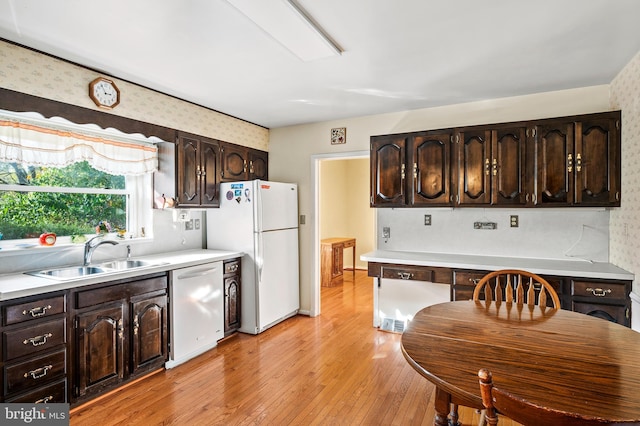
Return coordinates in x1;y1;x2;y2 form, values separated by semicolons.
166;261;224;369
376;265;450;332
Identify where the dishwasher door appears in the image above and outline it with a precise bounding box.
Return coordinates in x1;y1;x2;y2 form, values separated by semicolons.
167;261;224;369
377;266;450;332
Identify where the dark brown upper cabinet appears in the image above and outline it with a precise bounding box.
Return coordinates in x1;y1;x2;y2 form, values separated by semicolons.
176;133;221;207
220;142;268;182
370;131;453;207
370;110;621;208
456;125;528;206
533;112;621;207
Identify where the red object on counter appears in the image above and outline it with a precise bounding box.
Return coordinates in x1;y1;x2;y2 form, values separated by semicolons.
39;233;56;246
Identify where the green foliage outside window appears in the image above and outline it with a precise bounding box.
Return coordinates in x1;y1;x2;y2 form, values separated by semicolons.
0;161;127;240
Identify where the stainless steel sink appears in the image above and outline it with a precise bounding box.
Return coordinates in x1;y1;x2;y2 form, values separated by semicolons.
28;266;110;280
27;259;166;280
98;259;158;270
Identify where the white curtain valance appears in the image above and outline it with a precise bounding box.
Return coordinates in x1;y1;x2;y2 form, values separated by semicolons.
0;110;160;176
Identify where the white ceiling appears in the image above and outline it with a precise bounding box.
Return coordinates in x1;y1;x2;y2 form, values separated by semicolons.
1;0;640;129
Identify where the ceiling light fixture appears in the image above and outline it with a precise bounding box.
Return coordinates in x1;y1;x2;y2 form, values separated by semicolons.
224;0;343;61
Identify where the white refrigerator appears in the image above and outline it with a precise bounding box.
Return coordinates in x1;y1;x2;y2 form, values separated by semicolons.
206;180;300;334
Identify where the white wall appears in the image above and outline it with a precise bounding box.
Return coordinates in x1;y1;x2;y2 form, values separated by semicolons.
269;85;613;314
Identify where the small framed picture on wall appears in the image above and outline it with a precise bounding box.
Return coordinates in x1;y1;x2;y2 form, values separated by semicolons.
331;127;346;144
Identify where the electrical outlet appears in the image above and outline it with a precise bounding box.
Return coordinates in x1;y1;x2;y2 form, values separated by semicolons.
194;218;200;230
510;215;519;228
184;219;194;230
424;214;432;226
382;227;390;238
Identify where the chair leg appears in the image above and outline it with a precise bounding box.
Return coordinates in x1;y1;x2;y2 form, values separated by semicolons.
449;403;460;426
477;409;487;426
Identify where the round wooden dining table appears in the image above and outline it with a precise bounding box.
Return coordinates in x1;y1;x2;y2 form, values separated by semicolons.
401;300;640;426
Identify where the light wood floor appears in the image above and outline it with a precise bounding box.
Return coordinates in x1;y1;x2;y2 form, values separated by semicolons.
71;270;516;425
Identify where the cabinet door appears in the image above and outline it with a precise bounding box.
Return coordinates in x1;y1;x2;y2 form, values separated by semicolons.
224;275;241;336
370;135;408;206
457;129;491;205
574;115;621;206
220;143;248;182
177;135;201;206
131;294;167;375
75;305;125;397
200;140;220;207
492;126;528;206
533;120;575;206
248;149;268;180
411;132;453;206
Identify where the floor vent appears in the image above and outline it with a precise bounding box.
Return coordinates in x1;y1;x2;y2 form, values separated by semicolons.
380;318;406;333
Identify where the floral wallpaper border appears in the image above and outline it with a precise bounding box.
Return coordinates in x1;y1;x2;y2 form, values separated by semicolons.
0;40;268;150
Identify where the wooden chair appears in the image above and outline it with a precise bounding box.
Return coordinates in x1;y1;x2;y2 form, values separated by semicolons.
449;270;562;426
472;269;561;308
478;368;627;426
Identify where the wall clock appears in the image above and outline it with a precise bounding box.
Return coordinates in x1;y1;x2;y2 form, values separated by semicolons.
88;77;120;109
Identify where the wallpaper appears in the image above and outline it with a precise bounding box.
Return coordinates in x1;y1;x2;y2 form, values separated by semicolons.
610;50;640;292
0;40;269;150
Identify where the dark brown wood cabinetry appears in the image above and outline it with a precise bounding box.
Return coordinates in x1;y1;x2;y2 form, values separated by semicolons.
154;134;268;209
0;293;68;403
370;111;621;208
176;132;221;207
223;258;241;336
456;125;528;206
368;262;631;327
533;113;621;206
72;273;168;402
220;142;268;182
370;131;453;207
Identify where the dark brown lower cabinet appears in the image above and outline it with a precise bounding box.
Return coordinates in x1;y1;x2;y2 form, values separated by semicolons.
72;273;168;403
369;263;632;328
224;258;241;336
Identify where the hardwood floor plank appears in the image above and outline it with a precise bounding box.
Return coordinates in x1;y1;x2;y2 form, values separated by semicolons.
71;270;518;426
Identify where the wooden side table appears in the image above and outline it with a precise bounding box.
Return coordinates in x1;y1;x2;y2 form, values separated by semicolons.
321;237;356;287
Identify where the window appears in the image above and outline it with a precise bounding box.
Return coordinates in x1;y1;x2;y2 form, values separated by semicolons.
0;161;131;241
0;110;158;246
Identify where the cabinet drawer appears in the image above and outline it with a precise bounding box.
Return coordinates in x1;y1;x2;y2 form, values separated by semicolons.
224;259;241;275
5;349;66;395
342;239;356;248
454;270;489;286
572;301;629;326
4;295;66;326
76;275;167;308
382;266;434;282
572;280;627;300
5;379;67;403
3;318;66;361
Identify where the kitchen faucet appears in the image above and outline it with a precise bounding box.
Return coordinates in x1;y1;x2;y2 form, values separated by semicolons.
84;235;119;265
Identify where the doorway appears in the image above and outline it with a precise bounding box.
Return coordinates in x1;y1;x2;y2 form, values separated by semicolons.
310;151;374;317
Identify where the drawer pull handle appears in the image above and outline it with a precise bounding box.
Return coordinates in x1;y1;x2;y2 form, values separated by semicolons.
398;272;413;280
23;305;52;318
469;278;481;285
228;264;239;272
586;287;612;297
35;395;53;404
24;364;53;379
23;333;53;347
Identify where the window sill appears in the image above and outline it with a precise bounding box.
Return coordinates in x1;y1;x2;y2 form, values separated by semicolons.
0;236;154;257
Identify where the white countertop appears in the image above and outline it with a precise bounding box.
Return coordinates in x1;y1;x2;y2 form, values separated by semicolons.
0;249;242;301
361;250;634;281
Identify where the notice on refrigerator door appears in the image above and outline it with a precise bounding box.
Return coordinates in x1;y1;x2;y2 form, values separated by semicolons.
228;183;251;203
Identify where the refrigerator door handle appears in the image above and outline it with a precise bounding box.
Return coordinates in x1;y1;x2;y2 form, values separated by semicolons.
257;233;264;283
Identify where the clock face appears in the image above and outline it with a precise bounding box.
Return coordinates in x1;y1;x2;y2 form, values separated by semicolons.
89;77;120;108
